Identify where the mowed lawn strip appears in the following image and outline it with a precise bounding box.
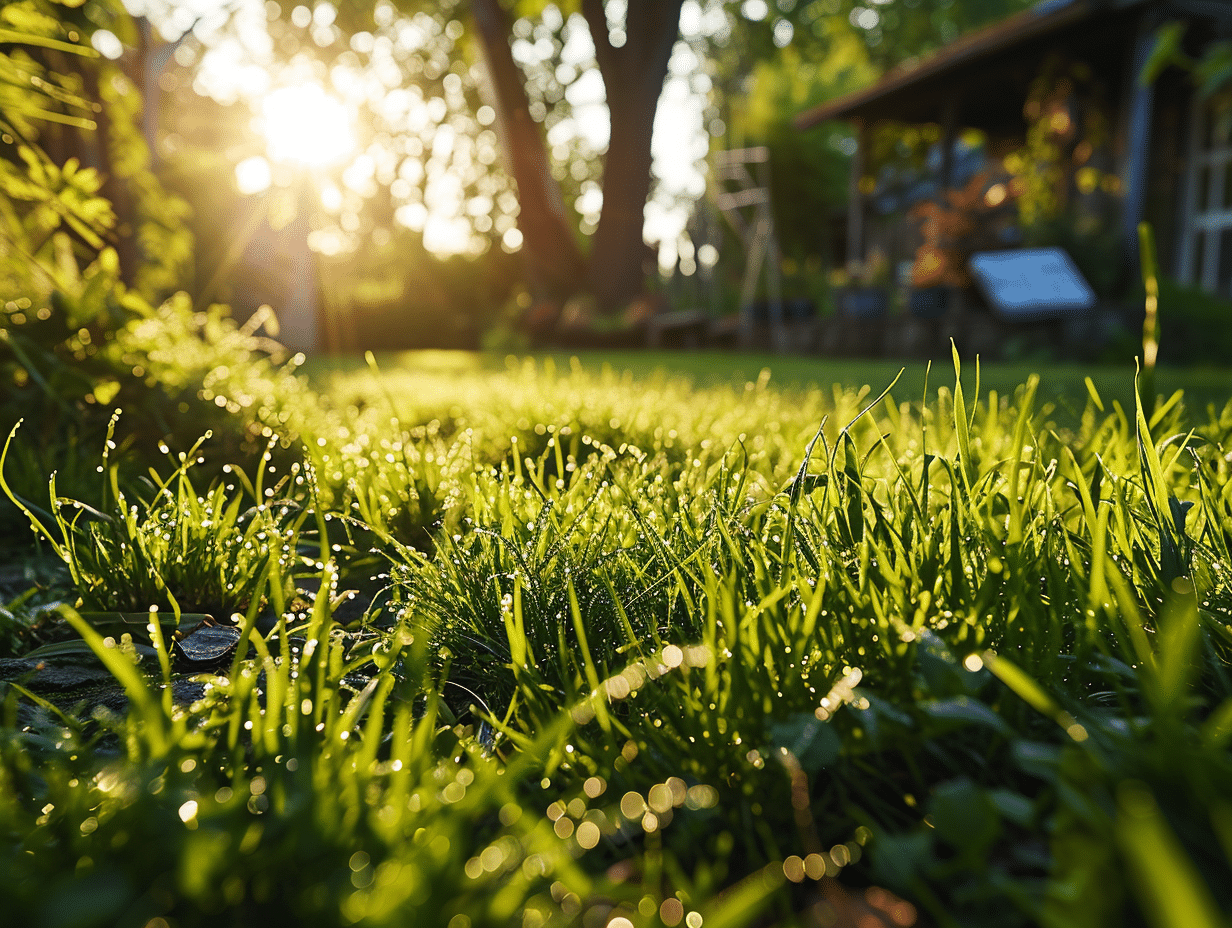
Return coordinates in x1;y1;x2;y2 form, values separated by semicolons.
306;349;1232;417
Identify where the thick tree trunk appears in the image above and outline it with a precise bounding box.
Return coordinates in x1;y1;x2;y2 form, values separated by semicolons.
582;0;683;316
471;0;586;302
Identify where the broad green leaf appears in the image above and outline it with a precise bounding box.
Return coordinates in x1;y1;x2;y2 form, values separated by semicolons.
1138;21;1189;87
930;777;1000;856
920;697;1014;737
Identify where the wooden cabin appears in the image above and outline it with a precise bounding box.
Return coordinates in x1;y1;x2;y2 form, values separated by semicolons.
795;0;1232;303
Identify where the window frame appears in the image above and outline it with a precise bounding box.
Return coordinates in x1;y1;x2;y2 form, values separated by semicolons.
1177;88;1232;295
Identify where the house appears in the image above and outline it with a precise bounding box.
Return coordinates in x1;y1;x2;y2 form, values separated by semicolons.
794;0;1232;305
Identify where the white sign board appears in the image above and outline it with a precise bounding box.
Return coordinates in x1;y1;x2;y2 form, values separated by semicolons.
968;248;1097;320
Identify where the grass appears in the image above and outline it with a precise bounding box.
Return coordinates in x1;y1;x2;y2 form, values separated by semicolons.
2;348;1232;927
306;349;1232;419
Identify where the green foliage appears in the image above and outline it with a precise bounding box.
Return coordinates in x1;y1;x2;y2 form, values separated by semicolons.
0;265;312;551
93;62;195;299
732;39;872;274
1;1;192;300
0;1;102;138
1141;21;1232;101
0;0;230;546
1005;56;1124;297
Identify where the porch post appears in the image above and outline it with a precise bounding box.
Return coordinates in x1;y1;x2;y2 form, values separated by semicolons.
847;118;867;272
1119;24;1158;268
939;96;959;194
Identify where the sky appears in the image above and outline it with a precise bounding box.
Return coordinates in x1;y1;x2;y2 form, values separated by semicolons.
116;0;729;268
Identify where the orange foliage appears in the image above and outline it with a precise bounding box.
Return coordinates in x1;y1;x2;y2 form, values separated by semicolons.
908;168;1018;288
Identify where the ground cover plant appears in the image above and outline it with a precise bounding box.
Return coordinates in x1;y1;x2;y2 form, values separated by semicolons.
2;340;1232;928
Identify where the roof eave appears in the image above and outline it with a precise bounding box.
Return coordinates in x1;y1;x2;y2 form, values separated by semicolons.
793;0;1123;130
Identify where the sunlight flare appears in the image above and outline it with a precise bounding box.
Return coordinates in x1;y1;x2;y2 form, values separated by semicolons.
234;155;272;194
258;83;356;167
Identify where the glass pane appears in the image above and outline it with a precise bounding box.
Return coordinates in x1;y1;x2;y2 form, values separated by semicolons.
1199;167;1213;211
1194;229;1207;284
1224;161;1232;211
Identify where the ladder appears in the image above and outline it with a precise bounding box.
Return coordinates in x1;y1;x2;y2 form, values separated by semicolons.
714;147;785;351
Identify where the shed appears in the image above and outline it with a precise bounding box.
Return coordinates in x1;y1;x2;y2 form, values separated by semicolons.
795;0;1232;299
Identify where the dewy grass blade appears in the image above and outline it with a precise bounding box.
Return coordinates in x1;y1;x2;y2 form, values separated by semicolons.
6;341;1232;927
1153;581;1201;715
1007;375;1039;545
1134;365;1174;531
57;605;168;757
567;576;611;733
1201;698;1232;749
6;683;84;731
779;416;828;584
696;863;785;928
1117;782;1224;928
982;650;1088;742
951;342;974;490
145;605;173;713
1192;447;1232;565
1;422;66;559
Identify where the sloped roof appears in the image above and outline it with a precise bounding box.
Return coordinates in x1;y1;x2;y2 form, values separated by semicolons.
794;0;1149;129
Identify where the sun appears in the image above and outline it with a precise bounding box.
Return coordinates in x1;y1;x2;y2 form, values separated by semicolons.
258;83;356;168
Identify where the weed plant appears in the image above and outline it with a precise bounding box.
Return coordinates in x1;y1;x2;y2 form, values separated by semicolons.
1;351;1231;928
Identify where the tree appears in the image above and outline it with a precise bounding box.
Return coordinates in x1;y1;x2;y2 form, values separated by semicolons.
470;0;586;304
468;0;1030;315
172;0;1038;328
465;0;683;315
220;0;687;319
576;0;682;313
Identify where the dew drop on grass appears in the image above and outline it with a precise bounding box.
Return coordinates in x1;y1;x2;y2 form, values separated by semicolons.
583;777;606;799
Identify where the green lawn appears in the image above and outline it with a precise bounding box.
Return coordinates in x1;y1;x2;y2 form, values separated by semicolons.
4;346;1232;927
307;349;1232;419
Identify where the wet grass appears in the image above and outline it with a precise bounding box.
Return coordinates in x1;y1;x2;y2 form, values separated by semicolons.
306;349;1232;420
2;350;1231;927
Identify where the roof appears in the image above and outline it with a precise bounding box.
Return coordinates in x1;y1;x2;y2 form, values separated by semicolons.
794;0;1149;130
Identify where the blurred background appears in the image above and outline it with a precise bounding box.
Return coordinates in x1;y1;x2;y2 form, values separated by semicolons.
6;0;1231;360
1;0;1040;346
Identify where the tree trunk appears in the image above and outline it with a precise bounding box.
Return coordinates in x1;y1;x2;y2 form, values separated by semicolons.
583;0;683;316
471;0;586;303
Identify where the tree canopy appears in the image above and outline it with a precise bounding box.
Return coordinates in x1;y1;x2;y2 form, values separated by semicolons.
119;0;1036;325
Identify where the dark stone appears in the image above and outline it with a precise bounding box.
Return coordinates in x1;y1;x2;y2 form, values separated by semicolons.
174;624;242;664
0;656;119;693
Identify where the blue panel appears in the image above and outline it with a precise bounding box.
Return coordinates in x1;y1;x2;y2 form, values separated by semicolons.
968;248;1097;319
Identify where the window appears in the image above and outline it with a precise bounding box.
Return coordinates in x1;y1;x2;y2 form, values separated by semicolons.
1178;89;1232;294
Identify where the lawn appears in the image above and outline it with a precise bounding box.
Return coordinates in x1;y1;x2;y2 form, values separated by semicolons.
2;346;1231;928
308;349;1232;420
